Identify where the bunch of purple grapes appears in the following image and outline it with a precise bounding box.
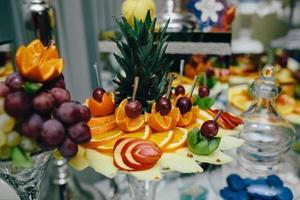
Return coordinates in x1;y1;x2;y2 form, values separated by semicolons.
0;72;91;158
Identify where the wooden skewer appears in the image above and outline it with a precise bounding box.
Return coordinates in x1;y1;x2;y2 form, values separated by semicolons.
166;74;176;99
179;59;184;85
189;76;198;99
93;63;101;88
132;77;139;101
214;110;224;121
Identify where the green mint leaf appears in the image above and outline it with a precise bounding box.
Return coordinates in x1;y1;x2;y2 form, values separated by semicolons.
11;147;33;168
198;74;217;89
194;97;215;110
23;82;43;95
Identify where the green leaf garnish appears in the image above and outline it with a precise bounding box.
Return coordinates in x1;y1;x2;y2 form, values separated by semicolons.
193;95;215;110
23;82;43;95
198;74;217;89
11;147;33;168
187;128;221;155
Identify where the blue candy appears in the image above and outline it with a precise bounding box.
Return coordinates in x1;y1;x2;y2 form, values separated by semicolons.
227;174;246;191
266;175;283;187
244;178;254;187
252;178;267;186
220;187;236;199
235;191;249;200
247;185;276;200
274;186;293;200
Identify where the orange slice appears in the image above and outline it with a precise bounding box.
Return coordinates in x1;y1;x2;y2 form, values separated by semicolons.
90;120;117;137
122;125;152;140
26;39;45;55
115;99;146;132
40;45;59;63
88;114;116;127
84;128;124;148
16;46;26;68
94;137;120;153
177;106;199;127
148;103;180;132
36;59;63;82
164;127;188;152
149;130;174;148
86;93;115;117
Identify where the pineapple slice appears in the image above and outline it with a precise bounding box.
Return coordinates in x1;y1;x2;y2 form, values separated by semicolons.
69;145;89;171
129;164;162;181
86;149;118;178
176;148;233;165
158;153;203;173
218;136;244;151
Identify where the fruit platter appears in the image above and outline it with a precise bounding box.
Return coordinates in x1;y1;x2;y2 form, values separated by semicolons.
68;12;244;181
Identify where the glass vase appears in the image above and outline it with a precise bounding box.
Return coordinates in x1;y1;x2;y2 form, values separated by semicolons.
127;175;159;200
0;151;51;200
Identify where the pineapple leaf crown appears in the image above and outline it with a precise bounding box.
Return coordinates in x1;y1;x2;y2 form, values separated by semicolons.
113;10;173;111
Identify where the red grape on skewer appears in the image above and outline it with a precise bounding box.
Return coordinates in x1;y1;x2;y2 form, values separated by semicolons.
125;77;143;119
176;76;197;115
92;88;106;102
175;85;185;96
200;110;223;138
198;86;210;98
156;97;172;116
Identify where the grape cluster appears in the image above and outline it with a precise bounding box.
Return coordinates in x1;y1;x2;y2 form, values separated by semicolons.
0;72;91;159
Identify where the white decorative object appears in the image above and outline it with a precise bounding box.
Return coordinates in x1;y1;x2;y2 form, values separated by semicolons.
194;0;224;23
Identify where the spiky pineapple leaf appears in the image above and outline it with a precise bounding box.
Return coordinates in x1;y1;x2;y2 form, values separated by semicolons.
113;10;173;111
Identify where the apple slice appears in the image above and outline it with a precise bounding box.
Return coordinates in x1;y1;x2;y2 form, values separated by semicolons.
113;138;135;171
113;138;162;172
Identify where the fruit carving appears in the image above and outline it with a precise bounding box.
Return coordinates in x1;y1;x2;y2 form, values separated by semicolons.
206;109;243;129
176;76;199;127
73;12;245;179
149;75;180;131
86;87;115;117
187;110;223;155
113;138;162;171
116;77;146;132
16;40;63;82
0;39;92;167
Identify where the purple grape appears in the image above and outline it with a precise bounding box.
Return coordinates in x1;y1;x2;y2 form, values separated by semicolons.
5;72;24;91
58;138;78;158
4;91;31;117
33;92;55;115
92;88;106;102
40;119;65;146
21;113;44;138
67;122;91;144
54;102;81;125
176;97;192;114
77;104;91;122
49;87;71;105
45;74;66;89
0;83;11;97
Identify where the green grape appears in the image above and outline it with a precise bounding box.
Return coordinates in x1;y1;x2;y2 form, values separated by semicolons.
20;137;38;152
0;98;4;114
0;113;15;133
0;146;11;159
6;131;21;147
0;131;6;148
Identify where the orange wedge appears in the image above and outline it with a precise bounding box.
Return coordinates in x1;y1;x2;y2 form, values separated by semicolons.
148;103;180;132
26;39;45;55
16;46;26;68
88;114;116;127
90;120;117;136
94;136;120;154
149;130;174;148
164;127;188;152
84;128;124;149
86;93;115;117
115;99;146;132
40;45;59;63
177;106;199;127
122;125;152;139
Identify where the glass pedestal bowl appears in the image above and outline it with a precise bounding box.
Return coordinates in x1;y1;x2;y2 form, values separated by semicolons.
0;151;51;200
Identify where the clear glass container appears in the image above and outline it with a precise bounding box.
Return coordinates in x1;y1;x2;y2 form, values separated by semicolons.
238;64;295;173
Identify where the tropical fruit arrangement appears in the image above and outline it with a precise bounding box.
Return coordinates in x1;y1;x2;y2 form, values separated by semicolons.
0;39;91;167
68;12;244;180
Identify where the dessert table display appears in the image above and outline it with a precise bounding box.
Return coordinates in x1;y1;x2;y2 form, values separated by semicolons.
68;12;244;200
0;40;92;200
